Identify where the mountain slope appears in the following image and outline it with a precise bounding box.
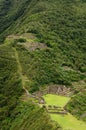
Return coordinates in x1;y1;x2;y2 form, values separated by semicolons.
0;42;60;130
0;0;86;129
66;91;86;122
0;0;86;72
0;0;33;41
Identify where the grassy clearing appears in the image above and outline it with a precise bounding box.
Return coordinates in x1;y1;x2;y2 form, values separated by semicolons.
43;94;70;107
51;113;86;130
43;94;86;130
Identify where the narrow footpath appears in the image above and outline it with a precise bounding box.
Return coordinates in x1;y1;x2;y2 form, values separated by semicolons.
13;47;30;96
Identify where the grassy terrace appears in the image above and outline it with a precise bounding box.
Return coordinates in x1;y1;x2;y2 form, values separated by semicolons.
43;94;86;130
43;94;70;107
51;113;86;130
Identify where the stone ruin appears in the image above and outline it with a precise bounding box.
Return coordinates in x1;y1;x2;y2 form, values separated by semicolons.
32;84;73;98
38;97;46;104
42;105;68;115
47;85;73;97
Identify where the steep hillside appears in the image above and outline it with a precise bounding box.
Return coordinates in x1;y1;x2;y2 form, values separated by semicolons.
66;91;86;122
0;0;86;129
0;0;86;72
0;0;33;41
0;43;60;130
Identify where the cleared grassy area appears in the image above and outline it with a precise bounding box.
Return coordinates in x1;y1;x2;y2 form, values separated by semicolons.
43;94;70;107
43;94;86;130
51;113;86;130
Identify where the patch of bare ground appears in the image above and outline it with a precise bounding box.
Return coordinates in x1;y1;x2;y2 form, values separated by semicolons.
62;66;74;71
7;33;48;51
7;33;36;40
23;42;47;51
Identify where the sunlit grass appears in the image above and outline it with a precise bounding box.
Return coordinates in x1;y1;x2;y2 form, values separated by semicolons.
51;113;86;130
43;94;86;130
43;94;70;107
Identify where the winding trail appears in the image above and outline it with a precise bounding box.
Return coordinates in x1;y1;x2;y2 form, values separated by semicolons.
13;47;30;96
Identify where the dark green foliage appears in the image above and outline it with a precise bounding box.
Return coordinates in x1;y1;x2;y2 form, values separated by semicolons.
0;0;86;129
0;0;86;72
16;38;26;43
66;92;86;121
0;45;59;130
0;0;32;42
10;102;60;130
0;45;23;129
0;44;60;130
16;45;84;92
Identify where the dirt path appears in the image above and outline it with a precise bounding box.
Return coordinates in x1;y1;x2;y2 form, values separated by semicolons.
13;47;30;96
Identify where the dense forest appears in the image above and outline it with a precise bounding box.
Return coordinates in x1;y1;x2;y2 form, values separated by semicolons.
0;0;86;130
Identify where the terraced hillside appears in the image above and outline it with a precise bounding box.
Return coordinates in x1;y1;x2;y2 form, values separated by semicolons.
0;0;86;130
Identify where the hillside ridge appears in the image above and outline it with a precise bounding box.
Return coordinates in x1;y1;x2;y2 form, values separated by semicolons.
0;0;86;130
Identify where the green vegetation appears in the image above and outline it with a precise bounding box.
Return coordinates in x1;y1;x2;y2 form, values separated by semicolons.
10;102;60;130
16;38;26;43
0;32;85;129
0;0;86;129
51;113;86;130
1;0;85;73
16;44;85;93
0;0;86;87
66;92;86;122
0;43;60;130
43;94;70;107
0;0;86;74
0;44;23;129
43;94;86;130
0;0;32;42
